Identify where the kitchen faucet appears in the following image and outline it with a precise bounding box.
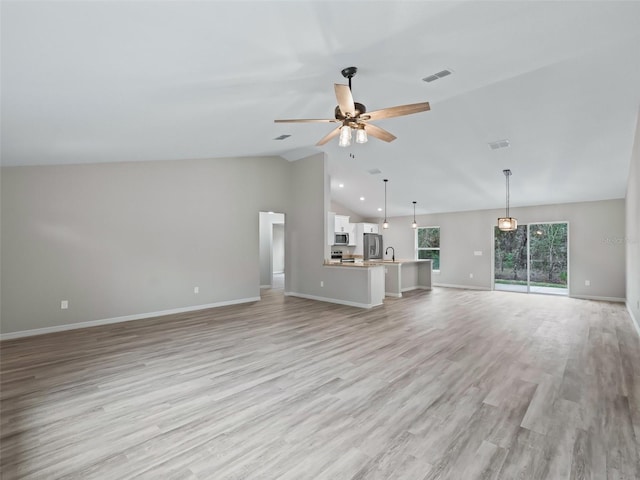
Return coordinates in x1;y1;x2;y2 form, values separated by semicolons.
385;246;395;262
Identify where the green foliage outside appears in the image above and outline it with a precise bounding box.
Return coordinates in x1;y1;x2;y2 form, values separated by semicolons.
418;227;440;269
494;223;568;287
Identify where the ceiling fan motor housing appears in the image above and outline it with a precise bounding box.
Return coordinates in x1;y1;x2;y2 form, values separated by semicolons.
334;102;367;121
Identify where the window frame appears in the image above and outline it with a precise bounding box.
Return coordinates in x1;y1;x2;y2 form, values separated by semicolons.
416;226;441;271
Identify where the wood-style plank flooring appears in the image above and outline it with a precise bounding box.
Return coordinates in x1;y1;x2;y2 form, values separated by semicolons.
1;286;640;479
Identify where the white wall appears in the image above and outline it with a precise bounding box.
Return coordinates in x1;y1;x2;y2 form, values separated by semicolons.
1;156;291;335
259;212;284;286
380;199;626;300
626;108;640;331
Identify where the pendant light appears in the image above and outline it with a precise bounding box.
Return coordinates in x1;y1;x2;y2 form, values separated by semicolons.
355;125;368;144
338;124;352;147
382;179;389;229
411;201;418;229
498;169;517;231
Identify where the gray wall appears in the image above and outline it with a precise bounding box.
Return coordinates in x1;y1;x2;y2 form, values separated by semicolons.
259;212;284;286
627;109;640;330
380;199;626;300
1;156;291;334
273;224;285;273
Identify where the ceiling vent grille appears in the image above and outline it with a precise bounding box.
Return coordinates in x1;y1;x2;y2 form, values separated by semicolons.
488;139;510;150
422;69;453;83
274;134;291;140
368;168;382;175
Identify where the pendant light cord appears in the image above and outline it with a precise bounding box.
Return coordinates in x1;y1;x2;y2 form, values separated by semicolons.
383;179;388;224
503;169;511;218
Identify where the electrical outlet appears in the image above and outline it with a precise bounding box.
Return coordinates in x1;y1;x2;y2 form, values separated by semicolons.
320;281;324;287
585;280;590;286
194;286;199;294
61;300;68;309
474;251;483;256
469;273;474;278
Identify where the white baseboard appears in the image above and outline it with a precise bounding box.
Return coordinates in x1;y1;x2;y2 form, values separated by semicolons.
385;292;402;298
260;284;271;289
0;297;261;341
433;283;489;291
626;303;640;338
284;291;380;309
570;295;626;303
401;286;432;293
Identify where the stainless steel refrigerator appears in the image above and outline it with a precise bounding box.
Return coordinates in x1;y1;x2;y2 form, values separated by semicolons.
363;233;383;260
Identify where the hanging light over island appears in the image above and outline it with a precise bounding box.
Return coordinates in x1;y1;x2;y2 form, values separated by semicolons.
498;169;517;231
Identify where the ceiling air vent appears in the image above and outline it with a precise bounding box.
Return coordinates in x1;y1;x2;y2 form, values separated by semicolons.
274;134;291;140
422;69;453;83
368;168;382;175
488;139;510;150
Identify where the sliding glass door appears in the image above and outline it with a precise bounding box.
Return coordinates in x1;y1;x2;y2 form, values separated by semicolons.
494;222;568;295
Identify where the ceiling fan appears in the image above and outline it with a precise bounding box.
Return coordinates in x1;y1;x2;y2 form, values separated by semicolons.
274;67;431;147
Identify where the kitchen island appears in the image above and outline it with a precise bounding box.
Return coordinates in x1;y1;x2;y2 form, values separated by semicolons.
317;261;386;308
371;259;432;297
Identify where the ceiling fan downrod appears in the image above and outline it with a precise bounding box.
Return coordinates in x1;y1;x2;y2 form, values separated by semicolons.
341;66;357;91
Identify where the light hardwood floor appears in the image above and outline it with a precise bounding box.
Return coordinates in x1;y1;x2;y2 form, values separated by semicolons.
1;287;639;479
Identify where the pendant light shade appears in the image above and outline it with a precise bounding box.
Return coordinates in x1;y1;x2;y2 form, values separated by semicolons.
355;125;368;144
498;169;517;231
338;124;352;147
382;179;389;229
411;201;418;229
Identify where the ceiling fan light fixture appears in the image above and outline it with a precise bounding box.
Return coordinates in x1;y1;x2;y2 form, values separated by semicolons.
498;169;517;231
338;124;352;147
355;125;368;144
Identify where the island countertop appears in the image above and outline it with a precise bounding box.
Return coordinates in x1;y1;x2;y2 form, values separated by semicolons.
323;259;431;267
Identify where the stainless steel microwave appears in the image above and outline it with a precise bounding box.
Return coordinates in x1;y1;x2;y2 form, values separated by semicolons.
334;232;349;245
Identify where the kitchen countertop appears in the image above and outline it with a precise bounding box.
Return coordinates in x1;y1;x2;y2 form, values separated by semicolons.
323;259;431;267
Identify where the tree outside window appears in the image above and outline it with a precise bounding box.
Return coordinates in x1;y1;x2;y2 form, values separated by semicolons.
417;227;440;270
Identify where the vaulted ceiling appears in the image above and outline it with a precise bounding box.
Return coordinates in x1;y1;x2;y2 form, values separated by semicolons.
2;1;640;218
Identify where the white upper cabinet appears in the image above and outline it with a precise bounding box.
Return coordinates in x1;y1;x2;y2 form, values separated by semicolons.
335;215;350;232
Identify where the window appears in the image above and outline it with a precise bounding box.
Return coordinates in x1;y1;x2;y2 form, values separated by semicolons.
417;226;440;269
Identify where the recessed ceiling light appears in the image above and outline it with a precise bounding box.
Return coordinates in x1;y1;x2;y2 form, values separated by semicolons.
338;183;344;188
360;197;365;201
422;69;453;83
377;207;383;212
488;139;510;150
273;134;291;140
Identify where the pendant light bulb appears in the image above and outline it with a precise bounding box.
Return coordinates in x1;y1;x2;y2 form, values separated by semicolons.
338;124;352;147
411;201;417;229
355;125;368;144
382;178;389;229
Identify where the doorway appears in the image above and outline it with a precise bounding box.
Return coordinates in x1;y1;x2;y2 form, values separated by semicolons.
259;212;285;290
494;222;568;295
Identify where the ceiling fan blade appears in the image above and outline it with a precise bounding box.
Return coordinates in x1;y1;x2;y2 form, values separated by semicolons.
316;126;341;146
362;102;431;121
334;84;355;117
364;123;397;143
274;118;338;123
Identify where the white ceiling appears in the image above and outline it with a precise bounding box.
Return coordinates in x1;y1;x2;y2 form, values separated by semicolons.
2;1;640;218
